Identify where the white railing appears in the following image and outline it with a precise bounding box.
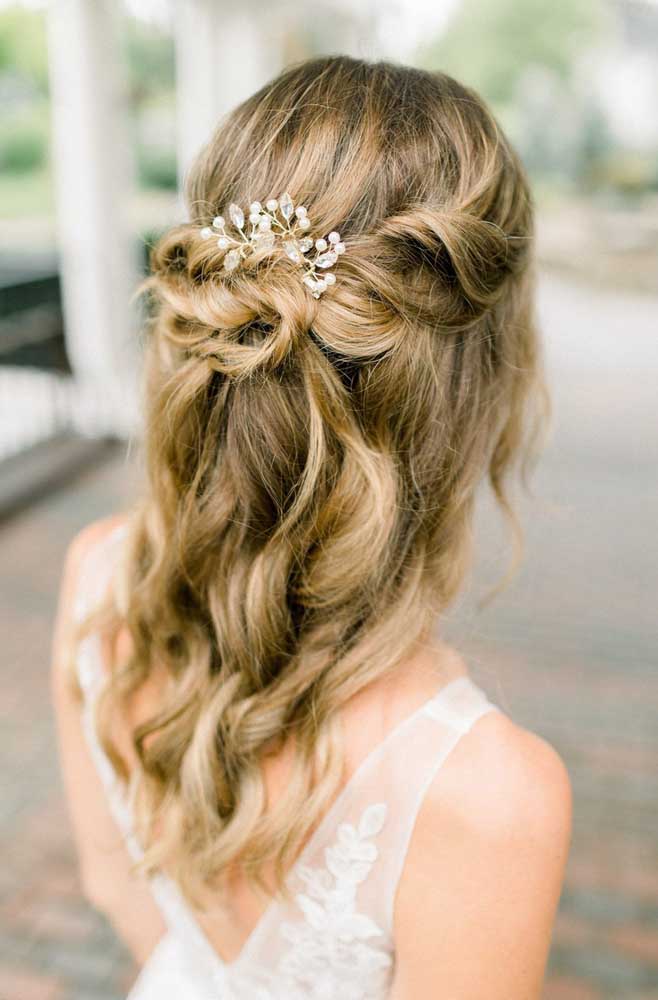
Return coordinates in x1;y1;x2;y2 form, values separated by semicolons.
0;366;138;462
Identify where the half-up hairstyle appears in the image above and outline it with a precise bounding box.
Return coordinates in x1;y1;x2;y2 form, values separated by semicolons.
77;55;549;908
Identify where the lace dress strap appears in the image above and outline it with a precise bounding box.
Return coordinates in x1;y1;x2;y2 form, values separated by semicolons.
384;676;498;929
281;674;500;950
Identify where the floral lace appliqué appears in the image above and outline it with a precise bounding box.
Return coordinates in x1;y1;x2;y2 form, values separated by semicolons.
273;801;394;999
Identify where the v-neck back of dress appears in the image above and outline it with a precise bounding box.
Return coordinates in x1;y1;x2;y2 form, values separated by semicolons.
73;524;499;999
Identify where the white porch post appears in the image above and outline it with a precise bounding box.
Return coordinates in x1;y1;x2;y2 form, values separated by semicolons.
46;0;139;436
173;1;280;198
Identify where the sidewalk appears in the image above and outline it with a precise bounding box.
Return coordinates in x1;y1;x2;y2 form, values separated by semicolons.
0;448;138;1000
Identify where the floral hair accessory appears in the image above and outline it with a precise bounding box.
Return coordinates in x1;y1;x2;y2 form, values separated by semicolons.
200;192;346;299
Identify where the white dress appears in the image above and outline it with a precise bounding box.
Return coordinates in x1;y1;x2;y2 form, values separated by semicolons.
73;524;499;1000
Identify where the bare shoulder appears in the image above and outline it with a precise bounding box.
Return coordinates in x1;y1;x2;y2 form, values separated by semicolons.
390;707;572;998
51;514;131;685
62;513;130;580
435;708;572;843
408;708;573;894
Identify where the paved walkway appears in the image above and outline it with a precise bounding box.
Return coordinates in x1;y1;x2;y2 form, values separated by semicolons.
1;271;657;998
0;450;138;1000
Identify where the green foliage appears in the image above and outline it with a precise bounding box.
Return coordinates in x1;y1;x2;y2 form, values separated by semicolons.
124;14;177;192
123;14;175;107
0;117;46;172
586;150;658;199
0;5;49;95
421;0;611;105
0;165;52;217
0;102;49;174
137;145;178;191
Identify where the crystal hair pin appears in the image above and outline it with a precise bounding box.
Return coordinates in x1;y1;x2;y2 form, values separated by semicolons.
200;192;345;299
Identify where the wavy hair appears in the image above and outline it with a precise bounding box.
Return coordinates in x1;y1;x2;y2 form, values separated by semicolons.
76;55;549;908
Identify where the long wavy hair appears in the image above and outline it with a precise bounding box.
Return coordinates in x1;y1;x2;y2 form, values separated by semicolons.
75;55;549;908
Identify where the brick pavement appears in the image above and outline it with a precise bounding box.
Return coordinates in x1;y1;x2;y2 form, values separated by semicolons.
0;449;138;1000
1;272;657;998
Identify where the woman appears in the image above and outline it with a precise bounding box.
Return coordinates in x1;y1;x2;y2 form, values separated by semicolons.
52;56;571;999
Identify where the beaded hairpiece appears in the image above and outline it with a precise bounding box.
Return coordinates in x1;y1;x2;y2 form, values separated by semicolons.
200;192;345;299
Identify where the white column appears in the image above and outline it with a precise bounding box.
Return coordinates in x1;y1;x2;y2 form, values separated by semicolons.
174;0;279;199
47;0;139;435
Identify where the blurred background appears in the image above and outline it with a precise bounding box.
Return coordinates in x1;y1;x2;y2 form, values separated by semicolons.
0;1;656;998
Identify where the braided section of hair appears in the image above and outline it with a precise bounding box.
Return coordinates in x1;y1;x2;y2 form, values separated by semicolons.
145;221;322;379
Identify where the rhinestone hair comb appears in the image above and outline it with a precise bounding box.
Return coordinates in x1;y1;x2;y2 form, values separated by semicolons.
200;192;345;299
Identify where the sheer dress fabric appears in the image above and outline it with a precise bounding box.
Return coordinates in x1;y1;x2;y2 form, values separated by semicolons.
73;524;499;999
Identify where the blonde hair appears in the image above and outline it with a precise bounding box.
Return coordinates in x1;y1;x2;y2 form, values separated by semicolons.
80;55;548;908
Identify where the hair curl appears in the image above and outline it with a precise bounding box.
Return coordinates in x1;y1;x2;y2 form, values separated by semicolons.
77;55;549;909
